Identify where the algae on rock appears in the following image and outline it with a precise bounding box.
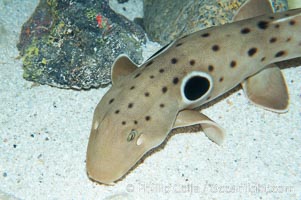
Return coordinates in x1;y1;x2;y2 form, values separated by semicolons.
18;0;146;89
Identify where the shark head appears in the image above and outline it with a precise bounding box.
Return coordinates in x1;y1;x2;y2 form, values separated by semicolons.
86;56;180;184
86;110;165;184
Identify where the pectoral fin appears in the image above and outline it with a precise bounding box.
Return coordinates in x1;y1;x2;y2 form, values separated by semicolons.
242;65;289;113
174;110;225;145
111;54;138;85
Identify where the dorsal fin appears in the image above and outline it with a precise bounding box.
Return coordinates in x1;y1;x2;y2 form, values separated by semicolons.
233;0;274;21
111;54;138;85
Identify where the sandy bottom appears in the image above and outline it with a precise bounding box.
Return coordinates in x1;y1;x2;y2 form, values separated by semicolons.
0;1;300;200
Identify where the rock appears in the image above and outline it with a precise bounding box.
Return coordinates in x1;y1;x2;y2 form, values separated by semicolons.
17;0;146;89
117;0;129;3
143;0;288;44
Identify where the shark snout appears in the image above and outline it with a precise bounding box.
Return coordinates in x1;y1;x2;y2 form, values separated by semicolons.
86;117;146;184
86;155;125;185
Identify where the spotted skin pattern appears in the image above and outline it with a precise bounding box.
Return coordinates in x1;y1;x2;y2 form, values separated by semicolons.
86;0;301;185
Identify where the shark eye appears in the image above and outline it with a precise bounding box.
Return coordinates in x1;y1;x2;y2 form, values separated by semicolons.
127;129;138;142
181;71;213;104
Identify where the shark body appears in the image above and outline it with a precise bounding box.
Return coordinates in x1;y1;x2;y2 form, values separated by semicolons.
86;0;301;184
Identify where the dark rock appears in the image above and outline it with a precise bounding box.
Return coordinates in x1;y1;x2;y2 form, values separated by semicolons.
143;0;288;44
18;0;146;89
133;17;144;30
117;0;129;3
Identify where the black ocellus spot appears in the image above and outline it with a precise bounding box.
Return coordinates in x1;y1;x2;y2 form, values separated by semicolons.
184;76;210;101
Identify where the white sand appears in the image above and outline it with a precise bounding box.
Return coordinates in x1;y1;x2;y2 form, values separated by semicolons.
0;1;300;200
